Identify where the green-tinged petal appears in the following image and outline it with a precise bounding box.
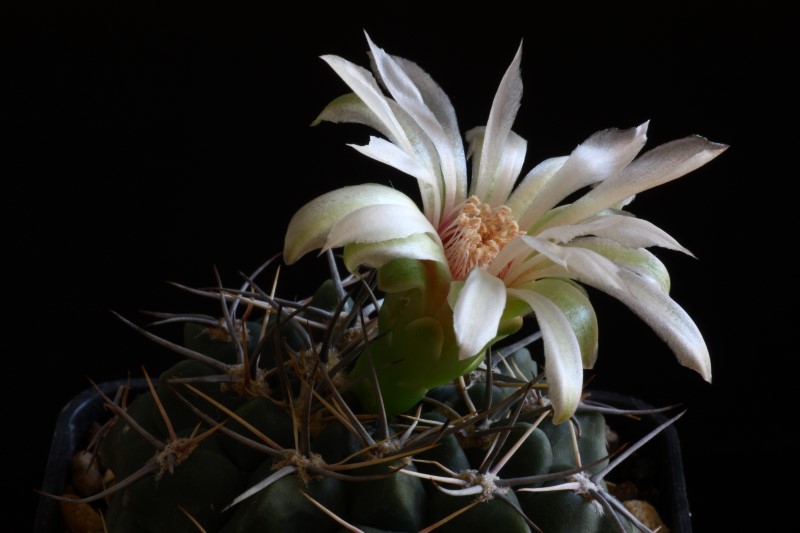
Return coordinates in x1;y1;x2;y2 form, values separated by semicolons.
320;54;413;153
387;53;468;202
515;236;710;382
495;293;528;338
312;92;388;134
488;233;540;279
546;135;728;228
465;127;527;207
507;288;583;423
367;34;461;219
283;184;418;264
488;234;563;287
342;234;447;272
472;44;524;204
325;203;438;250
350;136;438;188
518;122;649;230
523;278;599;368
452;268;507;360
612;270;711;381
532;242;710;382
569;237;671;292
537;214;694;256
506;156;568;218
313;93;441;219
517;236;625;292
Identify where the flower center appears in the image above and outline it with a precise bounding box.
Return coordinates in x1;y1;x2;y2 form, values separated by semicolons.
440;196;524;281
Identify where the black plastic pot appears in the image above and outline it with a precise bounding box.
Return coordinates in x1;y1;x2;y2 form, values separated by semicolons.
35;382;693;533
34;379;150;533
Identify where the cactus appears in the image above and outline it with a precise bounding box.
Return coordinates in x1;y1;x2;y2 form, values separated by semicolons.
43;32;724;532
47;259;680;533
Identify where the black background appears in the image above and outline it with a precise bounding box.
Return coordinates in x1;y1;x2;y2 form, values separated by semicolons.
12;2;790;530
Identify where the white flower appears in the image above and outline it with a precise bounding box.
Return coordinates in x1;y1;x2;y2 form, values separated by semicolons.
284;33;725;421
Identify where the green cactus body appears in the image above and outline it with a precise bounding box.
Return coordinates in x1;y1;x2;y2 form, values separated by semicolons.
490;422;553;481
151;359;246;432
98;392;165;479
428;489;532;533
221;469;346;533
518;482;635;533
183;321;264;366
118;437;246;533
348;461;427;532
413;411;471;478
220;397;295;470
539;412;609;475
63;276;666;533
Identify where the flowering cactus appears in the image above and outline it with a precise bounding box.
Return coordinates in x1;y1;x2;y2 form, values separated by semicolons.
46;33;725;533
284;33;725;421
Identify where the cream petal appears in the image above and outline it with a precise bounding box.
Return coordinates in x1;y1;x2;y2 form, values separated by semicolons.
312;93;389;137
383;99;447;220
546;135;728;228
325;203;439;250
342;233;447;272
519;122;649;230
598;270;712;382
537;214;693;256
568;237;671;293
350;136;439;188
388;54;468;203
517;236;625;292
452;268;507;360
506;156;568;217
283;184;419;264
508;263;570;287
366;35;460;223
529;235;710;382
507;287;583;423
472;44;524;204
466;127;528;207
524;279;599;369
320;54;414;154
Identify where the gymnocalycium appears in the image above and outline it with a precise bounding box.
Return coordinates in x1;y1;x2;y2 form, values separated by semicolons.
45;33;724;533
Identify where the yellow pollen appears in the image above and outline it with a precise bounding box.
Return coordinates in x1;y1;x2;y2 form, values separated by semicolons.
441;196;524;281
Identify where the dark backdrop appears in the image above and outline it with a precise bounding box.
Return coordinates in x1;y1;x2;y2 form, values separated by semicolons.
12;2;789;530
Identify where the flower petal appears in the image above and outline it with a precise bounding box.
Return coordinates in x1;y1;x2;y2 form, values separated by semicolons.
472;43;524;204
506;156;568;218
350;136;439;188
519;122;649;230
342;233;447;272
507;287;583;423
526;235;710;381
516;236;626;292
568;237;671;292
524;278;599;368
312;92;387;135
466;127;528;207
325;203;438;250
312;93;442;221
283;184;419;264
537;213;693;256
452;268;507;360
600;270;712;382
320;53;413;153
387;53;468;203
366;34;462;221
546;135;728;228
